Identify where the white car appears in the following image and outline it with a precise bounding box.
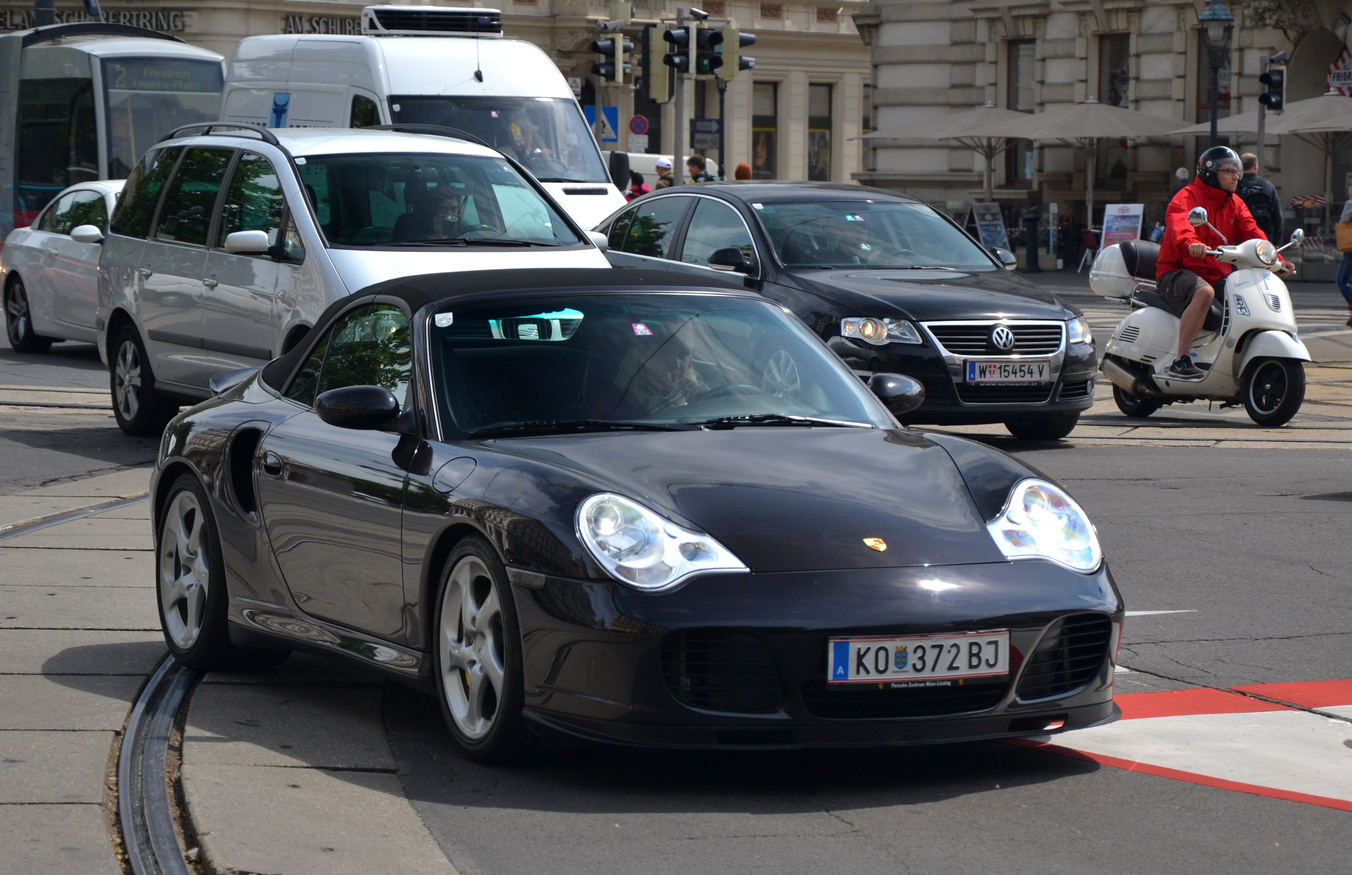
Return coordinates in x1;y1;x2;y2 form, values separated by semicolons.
3;179;125;352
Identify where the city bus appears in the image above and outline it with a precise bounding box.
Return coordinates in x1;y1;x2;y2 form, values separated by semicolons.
0;22;224;239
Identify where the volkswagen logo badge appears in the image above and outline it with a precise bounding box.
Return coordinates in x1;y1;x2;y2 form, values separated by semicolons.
990;325;1016;351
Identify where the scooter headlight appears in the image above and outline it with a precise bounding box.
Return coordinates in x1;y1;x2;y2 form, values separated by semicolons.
1254;240;1276;266
987;479;1102;573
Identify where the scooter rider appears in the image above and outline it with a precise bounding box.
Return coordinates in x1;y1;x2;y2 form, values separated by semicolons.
1156;146;1293;379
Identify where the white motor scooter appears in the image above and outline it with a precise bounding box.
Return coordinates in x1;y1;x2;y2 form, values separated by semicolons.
1089;207;1309;426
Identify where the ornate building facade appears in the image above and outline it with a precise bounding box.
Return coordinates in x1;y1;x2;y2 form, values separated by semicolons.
2;0;873;181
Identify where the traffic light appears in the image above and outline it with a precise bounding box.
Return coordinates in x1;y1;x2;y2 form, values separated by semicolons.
663;26;691;75
642;24;673;103
720;26;756;80
591;32;632;84
693;25;723;78
1259;64;1286;114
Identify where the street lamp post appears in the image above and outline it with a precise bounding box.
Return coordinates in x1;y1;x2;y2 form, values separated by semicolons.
1199;0;1234;149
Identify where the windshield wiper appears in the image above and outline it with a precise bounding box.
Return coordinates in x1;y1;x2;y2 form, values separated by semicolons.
692;413;873;430
465;419;692;437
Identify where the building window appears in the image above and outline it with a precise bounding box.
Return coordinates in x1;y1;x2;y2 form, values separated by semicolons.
760;4;782;20
1098;35;1131;189
1195;32;1232;124
861;81;873;171
1006;39;1035;186
808;84;832;181
752;82;777;180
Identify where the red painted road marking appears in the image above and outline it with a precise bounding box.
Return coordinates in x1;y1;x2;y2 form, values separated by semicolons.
1021;680;1352;812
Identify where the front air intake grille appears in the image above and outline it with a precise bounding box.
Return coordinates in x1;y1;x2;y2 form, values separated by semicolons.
362;6;503;35
955;383;1054;404
1015;614;1113;701
1116;325;1140;344
925;322;1064;356
661;630;781;714
1058;379;1093;401
800;679;1007;719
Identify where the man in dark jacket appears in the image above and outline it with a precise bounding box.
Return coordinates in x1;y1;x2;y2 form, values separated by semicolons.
1236;152;1283;243
1156;147;1291;379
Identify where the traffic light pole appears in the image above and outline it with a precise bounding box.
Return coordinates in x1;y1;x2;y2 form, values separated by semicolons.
672;7;687;186
717;75;727;179
1256;56;1267;159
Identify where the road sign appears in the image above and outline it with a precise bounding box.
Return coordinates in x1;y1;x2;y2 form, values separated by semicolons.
692;117;720;135
584;106;621;143
629;133;649;153
629;114;649;136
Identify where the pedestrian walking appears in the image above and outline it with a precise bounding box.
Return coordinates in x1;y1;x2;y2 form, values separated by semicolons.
625;170;650;201
734;162;751;180
687;154;713;183
1336;177;1352;326
1236;152;1283;243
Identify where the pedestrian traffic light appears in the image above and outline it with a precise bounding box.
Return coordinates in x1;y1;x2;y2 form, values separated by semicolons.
591;31;632;84
720;26;756;80
693;24;723;78
663;26;691;75
642;24;674;103
1259;64;1285;114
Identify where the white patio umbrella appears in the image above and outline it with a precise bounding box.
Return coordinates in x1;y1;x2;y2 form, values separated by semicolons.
991;98;1187;224
1176;92;1352;228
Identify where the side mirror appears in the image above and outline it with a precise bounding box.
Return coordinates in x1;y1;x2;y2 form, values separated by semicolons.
868;373;925;417
223;229;272;255
1187;206;1208;227
315;385;401;430
69;224;104;244
1290;228;1304;245
587;230;610;252
607;150;631;193
708;246;757;275
992;247;1017;270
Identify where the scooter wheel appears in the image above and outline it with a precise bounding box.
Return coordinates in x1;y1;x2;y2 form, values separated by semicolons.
1243;358;1304;427
1112;385;1161;418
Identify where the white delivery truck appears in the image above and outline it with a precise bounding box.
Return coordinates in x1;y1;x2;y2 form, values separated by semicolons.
220;5;628;228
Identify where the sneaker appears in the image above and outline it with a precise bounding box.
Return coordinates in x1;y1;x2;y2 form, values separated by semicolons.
1167;356;1204;379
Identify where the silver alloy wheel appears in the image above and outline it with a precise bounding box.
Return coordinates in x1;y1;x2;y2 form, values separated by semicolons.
158;489;211;650
762;349;802;400
114;336;143;422
438;553;506;741
5;281;29;346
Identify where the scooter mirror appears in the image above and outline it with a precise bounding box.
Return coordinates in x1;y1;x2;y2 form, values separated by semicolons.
1290;228;1304;244
1187;207;1208;227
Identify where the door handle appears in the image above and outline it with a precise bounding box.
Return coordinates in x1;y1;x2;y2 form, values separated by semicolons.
261;452;283;477
202;277;218;289
136;268;153;279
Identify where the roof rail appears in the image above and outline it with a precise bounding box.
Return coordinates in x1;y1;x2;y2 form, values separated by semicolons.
21;22;186;48
365;124;489;148
159;122;281;146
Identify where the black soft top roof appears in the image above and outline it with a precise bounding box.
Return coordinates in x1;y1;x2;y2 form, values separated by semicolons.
259;268;750;390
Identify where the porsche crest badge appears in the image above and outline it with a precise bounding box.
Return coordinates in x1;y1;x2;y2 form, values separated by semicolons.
863;537;887;552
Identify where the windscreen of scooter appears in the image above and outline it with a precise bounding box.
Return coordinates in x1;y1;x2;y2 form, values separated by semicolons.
389;96;609;185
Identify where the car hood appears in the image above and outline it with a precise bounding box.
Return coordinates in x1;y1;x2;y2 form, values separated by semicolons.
787;267;1077;321
494;427;1006;573
327;246;610;295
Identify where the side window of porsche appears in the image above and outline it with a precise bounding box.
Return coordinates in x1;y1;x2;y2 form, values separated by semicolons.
314;304;413;407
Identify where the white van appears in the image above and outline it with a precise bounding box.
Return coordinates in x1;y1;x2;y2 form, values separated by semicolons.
219;6;627;229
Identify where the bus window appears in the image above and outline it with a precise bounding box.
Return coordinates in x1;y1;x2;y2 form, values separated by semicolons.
102;57;223;180
16;77;97;225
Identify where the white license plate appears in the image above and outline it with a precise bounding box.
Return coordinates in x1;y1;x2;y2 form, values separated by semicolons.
965;359;1049;383
827;631;1010;685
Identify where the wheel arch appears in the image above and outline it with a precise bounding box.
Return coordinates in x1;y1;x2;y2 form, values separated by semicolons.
418;520;500;645
104;306;139;361
1235;330;1311;377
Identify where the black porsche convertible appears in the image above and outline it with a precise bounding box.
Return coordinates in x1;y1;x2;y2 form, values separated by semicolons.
152;268;1122;762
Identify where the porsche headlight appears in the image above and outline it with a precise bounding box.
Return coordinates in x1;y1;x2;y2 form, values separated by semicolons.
577;493;748;591
841;317;922;345
1067;316;1093;346
987;479;1102;573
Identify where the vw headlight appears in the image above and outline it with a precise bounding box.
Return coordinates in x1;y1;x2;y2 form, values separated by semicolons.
841;317;922;346
987;479;1102;573
577;493;748;591
1067;316;1093;346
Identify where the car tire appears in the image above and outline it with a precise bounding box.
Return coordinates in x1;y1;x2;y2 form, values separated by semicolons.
433;536;532;763
4;276;53;353
156;473;288;671
1243;358;1304;427
1112;385;1162;419
110;325;176;436
1004;411;1080;441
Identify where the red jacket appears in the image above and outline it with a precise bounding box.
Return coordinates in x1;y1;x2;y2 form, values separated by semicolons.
1157;178;1279;283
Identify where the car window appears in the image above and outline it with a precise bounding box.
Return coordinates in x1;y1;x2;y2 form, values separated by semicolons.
311;304;412;407
614;196;687;259
110;146;181;239
39;193;74;233
285;329;330;408
682;198;753;267
65;190;109;233
351;95;380;128
604;207;634;250
156;147;233;246
760;200;996;270
215;151;288;255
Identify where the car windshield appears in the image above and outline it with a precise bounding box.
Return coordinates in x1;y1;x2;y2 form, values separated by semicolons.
430;293;895;436
295;152;580;248
758;200;998;270
390;96;609;184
